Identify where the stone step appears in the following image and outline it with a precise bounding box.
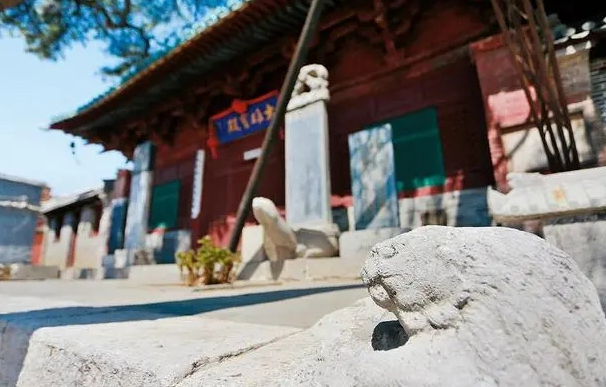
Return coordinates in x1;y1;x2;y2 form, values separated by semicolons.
0;294;300;387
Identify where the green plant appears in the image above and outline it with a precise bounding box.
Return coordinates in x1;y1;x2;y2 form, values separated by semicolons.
175;249;199;286
0;265;11;281
175;236;241;287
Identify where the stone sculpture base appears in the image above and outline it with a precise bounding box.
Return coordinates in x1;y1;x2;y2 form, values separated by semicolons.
294;223;340;258
252;197;341;261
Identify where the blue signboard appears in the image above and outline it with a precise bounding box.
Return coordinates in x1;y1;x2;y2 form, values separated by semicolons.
211;91;278;144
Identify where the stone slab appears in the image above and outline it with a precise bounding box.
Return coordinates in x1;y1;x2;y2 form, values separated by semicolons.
490;168;606;222
398;187;492;228
339;228;408;261
0;294;300;387
502;115;594;172
126;258;366;285
176;320;331;387
543;214;606;310
154;229;191;264
131;141;155;174
8;265;59;281
241;257;365;282
285;100;332;226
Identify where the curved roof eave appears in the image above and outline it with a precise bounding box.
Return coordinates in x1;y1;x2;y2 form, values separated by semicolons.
50;0;326;133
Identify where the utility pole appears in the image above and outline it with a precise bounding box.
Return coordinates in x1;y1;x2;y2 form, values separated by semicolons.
227;0;326;253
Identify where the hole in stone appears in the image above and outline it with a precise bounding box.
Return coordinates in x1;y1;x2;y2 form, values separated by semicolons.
371;320;409;351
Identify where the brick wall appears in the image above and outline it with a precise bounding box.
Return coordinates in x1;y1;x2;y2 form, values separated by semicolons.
471;34;597;191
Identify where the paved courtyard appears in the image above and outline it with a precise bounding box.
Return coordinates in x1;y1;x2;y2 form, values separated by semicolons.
0;279;370;385
0;279;367;328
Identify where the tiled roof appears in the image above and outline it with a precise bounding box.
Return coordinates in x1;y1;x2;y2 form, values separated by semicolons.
41;187;105;213
0;172;47;188
70;0;254;119
50;0;264;125
49;0;326;135
552;16;606;45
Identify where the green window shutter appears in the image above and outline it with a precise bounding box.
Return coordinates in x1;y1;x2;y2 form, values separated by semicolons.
148;180;181;230
390;107;446;193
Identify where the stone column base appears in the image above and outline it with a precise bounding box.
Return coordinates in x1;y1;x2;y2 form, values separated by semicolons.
294;223;340;258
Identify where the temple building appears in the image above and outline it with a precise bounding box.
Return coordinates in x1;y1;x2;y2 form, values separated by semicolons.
49;0;606;270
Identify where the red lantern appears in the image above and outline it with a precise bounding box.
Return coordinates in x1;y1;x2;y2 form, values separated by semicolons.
232;99;248;114
206;118;220;159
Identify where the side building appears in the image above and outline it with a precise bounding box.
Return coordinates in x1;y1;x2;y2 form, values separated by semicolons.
0;173;46;265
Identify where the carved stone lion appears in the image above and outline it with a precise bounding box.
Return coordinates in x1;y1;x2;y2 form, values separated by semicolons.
291;64;329;98
361;225;605;339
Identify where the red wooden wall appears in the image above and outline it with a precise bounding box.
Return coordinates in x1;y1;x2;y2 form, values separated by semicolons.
153;127;202;232
153;0;495;246
199;130;285;246
471;33;592;191
326;0;495;199
328;55;494;199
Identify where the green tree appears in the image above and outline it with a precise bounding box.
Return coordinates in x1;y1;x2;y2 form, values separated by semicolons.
0;0;222;78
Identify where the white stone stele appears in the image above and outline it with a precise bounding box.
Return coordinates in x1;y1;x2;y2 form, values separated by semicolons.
285;64;333;227
489;167;606;223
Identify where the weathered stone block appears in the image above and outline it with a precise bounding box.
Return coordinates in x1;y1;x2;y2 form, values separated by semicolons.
543;213;606;310
294;223;339;258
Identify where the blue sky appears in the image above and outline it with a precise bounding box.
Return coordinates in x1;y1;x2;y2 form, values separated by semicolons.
0;37;129;196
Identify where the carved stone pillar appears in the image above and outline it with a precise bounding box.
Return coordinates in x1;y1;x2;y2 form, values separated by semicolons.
284;64;339;258
285;64;333;227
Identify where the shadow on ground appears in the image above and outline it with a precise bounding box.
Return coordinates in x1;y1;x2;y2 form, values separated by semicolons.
0;283;365;327
0;283;365;386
